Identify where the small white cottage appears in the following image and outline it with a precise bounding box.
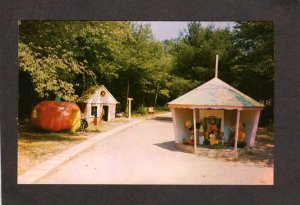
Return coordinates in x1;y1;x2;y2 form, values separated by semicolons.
77;84;119;122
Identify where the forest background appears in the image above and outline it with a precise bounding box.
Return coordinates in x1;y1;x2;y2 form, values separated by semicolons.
18;21;274;126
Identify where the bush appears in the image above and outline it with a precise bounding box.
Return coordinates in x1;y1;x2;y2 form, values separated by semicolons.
133;105;169;115
155;105;169;112
210;144;224;149
135;104;148;115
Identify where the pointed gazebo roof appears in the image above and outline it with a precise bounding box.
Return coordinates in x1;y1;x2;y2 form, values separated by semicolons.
168;77;264;110
169;55;263;153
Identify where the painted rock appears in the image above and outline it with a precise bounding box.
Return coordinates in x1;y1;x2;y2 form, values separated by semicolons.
31;101;81;132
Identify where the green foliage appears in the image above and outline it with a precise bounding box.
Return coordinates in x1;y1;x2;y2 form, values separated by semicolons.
170;21;274;125
134;104;148;115
108;23;174;110
73;21;132;85
167;76;199;100
18;21;274;125
231;22;274;125
18;41;85;101
155;106;170;112
18;21;95;101
172;22;235;83
210;144;224;149
231;22;274;102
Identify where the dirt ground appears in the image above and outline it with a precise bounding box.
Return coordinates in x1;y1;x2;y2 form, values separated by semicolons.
154;115;274;167
224;127;274;167
17;117;130;175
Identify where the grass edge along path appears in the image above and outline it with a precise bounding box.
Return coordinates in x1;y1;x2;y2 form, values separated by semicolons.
18;117;130;176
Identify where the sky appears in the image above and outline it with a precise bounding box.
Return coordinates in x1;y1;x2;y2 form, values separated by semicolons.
139;21;235;41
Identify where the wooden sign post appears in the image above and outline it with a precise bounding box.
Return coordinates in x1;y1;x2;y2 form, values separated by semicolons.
127;98;133;121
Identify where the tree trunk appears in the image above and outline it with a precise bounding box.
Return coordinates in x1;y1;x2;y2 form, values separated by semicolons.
82;74;86;93
154;83;159;107
125;77;130;114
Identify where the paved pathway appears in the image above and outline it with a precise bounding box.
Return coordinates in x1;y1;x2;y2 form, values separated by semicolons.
38;119;273;185
18;119;142;184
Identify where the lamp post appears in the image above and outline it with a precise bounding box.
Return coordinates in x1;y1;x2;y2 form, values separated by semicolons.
127;98;133;121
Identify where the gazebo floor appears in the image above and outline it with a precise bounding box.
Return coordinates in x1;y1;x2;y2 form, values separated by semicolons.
175;143;250;158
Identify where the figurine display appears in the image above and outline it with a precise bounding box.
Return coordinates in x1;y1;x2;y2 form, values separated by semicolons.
183;116;224;146
202;116;224;145
183;120;195;144
229;122;247;148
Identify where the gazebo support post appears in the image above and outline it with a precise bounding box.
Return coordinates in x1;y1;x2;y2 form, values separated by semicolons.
234;109;241;158
249;110;261;147
193;109;197;150
171;108;179;143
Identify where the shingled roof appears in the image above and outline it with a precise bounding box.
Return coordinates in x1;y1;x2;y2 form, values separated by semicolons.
168;77;264;108
77;84;118;104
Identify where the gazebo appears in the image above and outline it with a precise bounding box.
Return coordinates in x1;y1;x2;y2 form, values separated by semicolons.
168;55;264;154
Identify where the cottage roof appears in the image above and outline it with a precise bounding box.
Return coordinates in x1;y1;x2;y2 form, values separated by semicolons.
77;84;118;104
168;77;264;108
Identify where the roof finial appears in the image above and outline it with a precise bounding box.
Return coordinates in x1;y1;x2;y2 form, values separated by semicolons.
215;54;219;78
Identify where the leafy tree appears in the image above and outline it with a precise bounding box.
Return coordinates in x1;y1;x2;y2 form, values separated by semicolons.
19;21;93;101
172;22;235;85
19;21;131;102
110;23;173;111
73;21;132;91
231;22;274;102
18;20;274;125
231;22;274;125
19;41;86;101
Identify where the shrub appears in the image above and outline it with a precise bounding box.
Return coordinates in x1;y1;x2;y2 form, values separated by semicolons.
135;104;148;115
210;144;224;149
155;105;169;112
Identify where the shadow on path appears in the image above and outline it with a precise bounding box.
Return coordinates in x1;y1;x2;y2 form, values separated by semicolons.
221;128;274;167
151;116;173;122
154;140;178;152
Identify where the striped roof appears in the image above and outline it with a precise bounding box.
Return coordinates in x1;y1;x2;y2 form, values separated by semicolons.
168;77;264;108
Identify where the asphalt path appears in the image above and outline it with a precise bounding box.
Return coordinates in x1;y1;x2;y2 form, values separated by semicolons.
38;118;273;185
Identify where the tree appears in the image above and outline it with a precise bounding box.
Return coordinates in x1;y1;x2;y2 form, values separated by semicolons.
72;21;133;91
18;21;274;125
18;21;131;105
169;21;274;125
108;23;174;111
172;22;235;85
19;21;93;101
231;22;274;125
19;41;86;101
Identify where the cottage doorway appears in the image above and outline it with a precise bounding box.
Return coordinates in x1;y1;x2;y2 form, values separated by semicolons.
102;105;109;121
